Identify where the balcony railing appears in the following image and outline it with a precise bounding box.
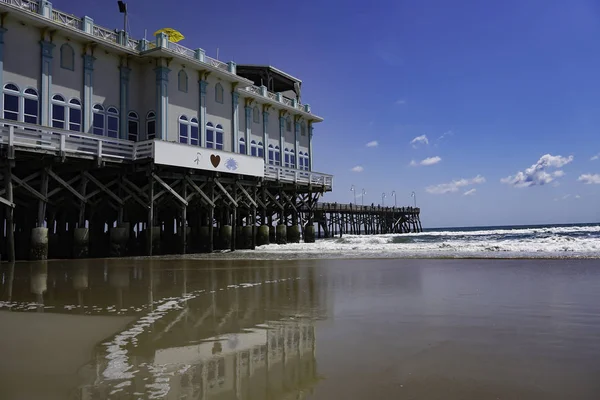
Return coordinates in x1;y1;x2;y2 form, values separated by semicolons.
3;0;38;12
264;164;333;190
51;8;82;30
0;120;332;188
243;85;308;112
313;203;420;213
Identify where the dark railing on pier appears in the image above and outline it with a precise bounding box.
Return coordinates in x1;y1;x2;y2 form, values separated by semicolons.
311;202;422;237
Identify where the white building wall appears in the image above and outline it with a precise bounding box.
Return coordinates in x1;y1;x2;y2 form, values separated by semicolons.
205;76;232;151
92;50;120;109
250;102;263;145
128;60;142;118
51;36;83;102
3;19;40;91
167;65;198;143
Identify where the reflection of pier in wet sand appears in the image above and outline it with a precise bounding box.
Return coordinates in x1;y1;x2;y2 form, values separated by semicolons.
0;259;328;399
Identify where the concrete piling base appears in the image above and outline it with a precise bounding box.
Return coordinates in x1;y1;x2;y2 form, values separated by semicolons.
73;228;90;258
304;224;316;243
276;224;287;245
199;226;210;252
30;227;49;260
257;225;270;246
269;226;276;243
242;225;254;249
220;225;232;250
287;225;301;243
110;227;129;257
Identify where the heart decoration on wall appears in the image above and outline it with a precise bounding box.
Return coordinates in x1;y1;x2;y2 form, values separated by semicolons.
210;154;221;168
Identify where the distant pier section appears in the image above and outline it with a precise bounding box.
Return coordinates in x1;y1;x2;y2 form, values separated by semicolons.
311;203;422;237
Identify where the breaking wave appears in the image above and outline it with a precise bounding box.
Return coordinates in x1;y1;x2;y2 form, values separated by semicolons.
251;224;600;259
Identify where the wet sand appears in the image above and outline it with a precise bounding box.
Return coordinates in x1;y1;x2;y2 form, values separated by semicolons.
1;258;599;399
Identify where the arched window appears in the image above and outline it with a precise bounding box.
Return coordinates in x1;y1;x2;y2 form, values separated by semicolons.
252;106;259;123
23;88;39;124
298;152;304;170
215;83;224;104
128;111;139;141
179;115;189;144
290;151;296;168
3;83;19;121
92;104;105;135
257;141;264;158
268;144;274;165
60;43;74;71
178;69;188;92
239;137;246;154
215;124;224;150
250;140;257;157
146;111;156;140
68;98;82;132
206;122;214;148
51;94;66;128
301;121;306;136
106;107;119;138
285;117;292;132
304;153;310;171
284;148;291;167
274;146;281;166
190;117;199;146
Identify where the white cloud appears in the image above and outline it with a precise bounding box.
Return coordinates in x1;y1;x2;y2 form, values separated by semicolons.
576;194;581;199
438;130;453;141
366;140;378;148
351;165;364;173
409;156;441;167
578;173;600;184
410;135;429;147
426;175;486;195
591;154;599;161
395;99;406;105
420;156;441;166
463;188;477;196
501;154;574;188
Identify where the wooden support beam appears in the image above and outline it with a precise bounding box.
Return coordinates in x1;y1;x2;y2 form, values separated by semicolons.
47;168;86;202
120;182;149;209
235;181;258;208
214;178;238;207
84;173;124;205
265;190;283;211
123;176;148;200
85;179;118;201
279;191;298;215
185;176;215;207
0;195;14;208
11;174;46;202
152;173;188;206
47;175;81;199
4;163;15;262
147;176;154;256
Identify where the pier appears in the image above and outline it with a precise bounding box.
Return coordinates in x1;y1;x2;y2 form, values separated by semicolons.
313;203;422;237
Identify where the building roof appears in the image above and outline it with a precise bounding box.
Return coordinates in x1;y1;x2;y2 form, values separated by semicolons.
236;65;303;99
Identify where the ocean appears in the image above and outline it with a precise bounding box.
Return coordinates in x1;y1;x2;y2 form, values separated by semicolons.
239;223;600;259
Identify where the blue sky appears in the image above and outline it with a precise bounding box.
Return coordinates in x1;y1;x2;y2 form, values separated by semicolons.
54;0;600;227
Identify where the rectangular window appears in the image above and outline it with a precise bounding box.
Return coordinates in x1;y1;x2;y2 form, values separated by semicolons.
258;147;264;158
268;149;274;165
291;155;296;167
191;125;199;146
128;120;138;141
69;108;81;132
4;94;18;121
216;132;223;150
240;142;246;154
284;153;290;167
179;123;188;144
147;120;156;140
52;104;65;129
23;98;38;124
206;130;214;148
93;113;104;135
107;115;119;138
251;145;257;157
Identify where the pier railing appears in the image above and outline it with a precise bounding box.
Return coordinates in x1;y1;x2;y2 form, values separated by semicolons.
313;202;420;214
0;120;333;189
264;164;333;190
